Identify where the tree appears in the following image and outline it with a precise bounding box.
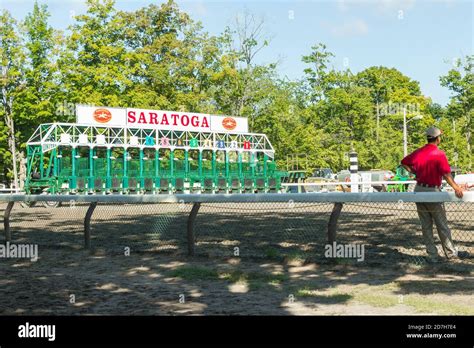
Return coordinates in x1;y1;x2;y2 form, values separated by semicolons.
209;11;276;128
440;55;474;170
15;2;61;188
59;0;132;107
301;43;334;103
356;66;421;141
0;10;24;189
2;0;471;183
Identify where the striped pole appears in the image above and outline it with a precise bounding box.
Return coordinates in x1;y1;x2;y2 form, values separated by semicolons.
349;150;359;192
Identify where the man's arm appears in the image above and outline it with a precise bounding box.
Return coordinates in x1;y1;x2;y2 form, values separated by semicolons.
401;164;414;174
401;151;416;174
443;173;464;198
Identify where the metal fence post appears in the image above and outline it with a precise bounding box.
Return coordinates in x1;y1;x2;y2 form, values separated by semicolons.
4;201;14;242
328;202;343;244
84;202;97;249
187;202;201;256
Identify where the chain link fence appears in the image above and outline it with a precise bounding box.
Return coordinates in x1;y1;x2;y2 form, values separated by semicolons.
1;196;472;265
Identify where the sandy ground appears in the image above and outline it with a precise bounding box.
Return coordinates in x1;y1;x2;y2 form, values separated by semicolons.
0;201;472;315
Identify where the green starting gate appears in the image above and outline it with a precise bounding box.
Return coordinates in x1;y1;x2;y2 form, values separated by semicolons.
24;123;287;194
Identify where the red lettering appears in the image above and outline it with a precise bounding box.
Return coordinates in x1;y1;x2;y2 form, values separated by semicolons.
162;113;169;125
201;117;209;128
181;115;189;126
191;116;199;127
128;111;136;123
138;112;146;124
171;114;179;126
149;112;158;125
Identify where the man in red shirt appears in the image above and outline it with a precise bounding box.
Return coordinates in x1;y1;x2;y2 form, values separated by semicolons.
401;127;467;262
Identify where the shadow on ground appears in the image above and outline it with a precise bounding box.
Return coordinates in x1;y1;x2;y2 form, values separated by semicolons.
0;202;472;315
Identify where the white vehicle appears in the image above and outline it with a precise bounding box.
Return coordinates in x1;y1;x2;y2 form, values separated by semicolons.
454;174;474;191
336;169;395;192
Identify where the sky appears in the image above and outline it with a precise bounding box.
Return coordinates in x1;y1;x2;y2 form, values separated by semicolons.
1;0;473;106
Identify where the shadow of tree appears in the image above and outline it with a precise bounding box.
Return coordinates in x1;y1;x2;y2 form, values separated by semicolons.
0;201;472;315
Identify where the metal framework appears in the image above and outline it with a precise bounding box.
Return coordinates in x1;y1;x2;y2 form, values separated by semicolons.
24;123;286;194
2;192;472;252
27;123;275;153
5;192;472;203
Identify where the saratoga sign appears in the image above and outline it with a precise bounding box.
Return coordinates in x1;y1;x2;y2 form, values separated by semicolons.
76;105;248;133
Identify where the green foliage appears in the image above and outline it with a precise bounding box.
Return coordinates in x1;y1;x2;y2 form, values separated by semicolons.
440;56;474;170
0;9;25;182
0;0;472;184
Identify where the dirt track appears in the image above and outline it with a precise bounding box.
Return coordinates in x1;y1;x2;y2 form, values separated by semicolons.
0;202;472;315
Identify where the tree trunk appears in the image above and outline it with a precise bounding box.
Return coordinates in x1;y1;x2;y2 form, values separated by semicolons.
466;129;472;170
376;100;379;141
18;151;26;190
3;93;19;192
6;112;19;191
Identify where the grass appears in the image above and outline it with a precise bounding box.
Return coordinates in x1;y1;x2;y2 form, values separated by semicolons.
285;251;307;263
167;265;474;315
295;288;352;304
167;265;288;287
167;266;220;281
395;279;474;294
264;248;280;260
293;280;474;315
354;293;398;308
263;248;308;264
347;288;474;314
404;296;474;315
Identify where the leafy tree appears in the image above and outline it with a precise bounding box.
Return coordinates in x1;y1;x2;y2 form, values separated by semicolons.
440;55;474;170
15;2;62;187
0;10;24;188
356;66;421;141
301;43;334;103
1;0;472;187
59;0;131;107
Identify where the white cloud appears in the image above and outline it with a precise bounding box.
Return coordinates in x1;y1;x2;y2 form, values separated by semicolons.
323;19;369;37
375;0;416;14
335;0;417;15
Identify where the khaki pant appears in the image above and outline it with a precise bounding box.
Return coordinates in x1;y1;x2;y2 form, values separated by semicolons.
414;185;458;259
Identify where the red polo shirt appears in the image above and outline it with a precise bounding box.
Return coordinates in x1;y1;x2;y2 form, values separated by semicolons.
401;144;451;187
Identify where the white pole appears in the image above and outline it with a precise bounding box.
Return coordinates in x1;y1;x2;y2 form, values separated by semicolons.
403;106;408;157
349;150;359;193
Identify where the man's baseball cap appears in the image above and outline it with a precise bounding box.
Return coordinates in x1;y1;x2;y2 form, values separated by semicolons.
426;126;442;138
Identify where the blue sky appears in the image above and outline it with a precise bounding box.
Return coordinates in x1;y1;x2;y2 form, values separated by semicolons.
1;0;472;105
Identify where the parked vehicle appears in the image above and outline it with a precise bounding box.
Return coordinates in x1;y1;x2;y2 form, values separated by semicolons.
312;168;335;180
335;169;395;192
447;173;474;191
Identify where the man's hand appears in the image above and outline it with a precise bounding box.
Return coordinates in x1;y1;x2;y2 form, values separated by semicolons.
444;173;464;198
454;186;464;199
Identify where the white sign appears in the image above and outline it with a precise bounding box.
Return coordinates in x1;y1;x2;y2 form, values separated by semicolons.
127;108;211;132
361;172;373;193
76;105;248;133
210;115;248;133
76;105;126;127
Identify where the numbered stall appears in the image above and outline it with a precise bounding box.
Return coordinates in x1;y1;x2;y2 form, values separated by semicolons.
24;106;287;195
